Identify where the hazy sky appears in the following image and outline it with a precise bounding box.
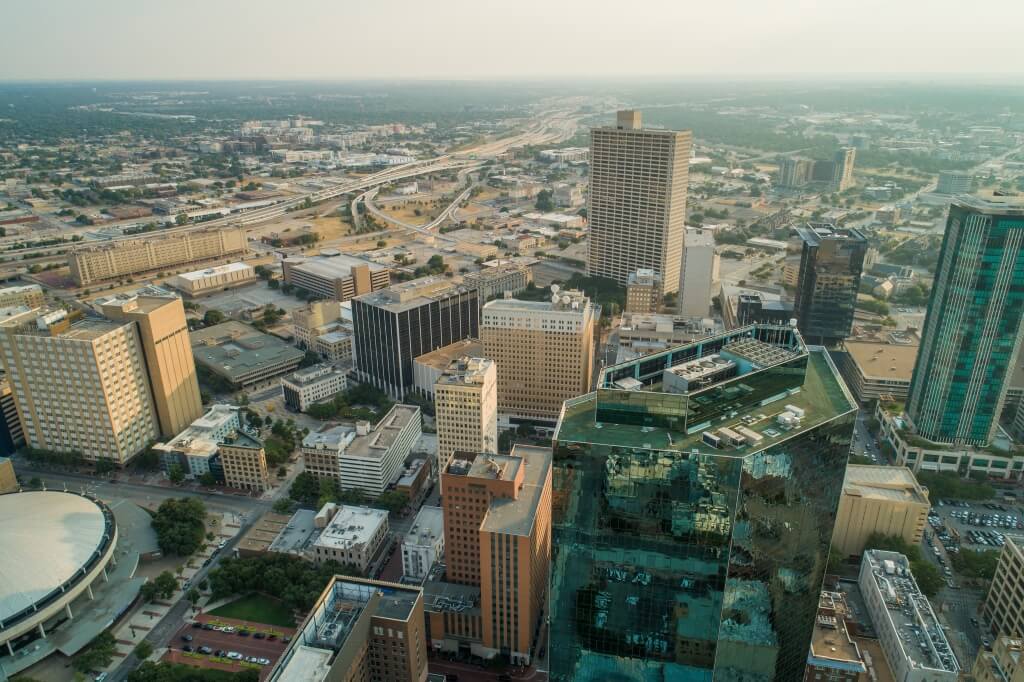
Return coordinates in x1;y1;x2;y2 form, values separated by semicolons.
4;0;1024;81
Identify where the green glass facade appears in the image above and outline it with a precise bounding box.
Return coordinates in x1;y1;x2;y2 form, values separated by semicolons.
907;198;1024;446
550;325;857;681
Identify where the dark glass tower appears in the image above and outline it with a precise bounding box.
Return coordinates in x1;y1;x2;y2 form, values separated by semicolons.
907;197;1024;446
793;223;868;346
549;324;857;681
351;277;479;399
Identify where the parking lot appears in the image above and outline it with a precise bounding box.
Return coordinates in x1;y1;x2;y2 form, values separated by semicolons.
930;499;1024;551
163;614;296;680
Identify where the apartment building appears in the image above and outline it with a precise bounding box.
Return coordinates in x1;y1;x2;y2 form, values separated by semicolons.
982;537;1024;641
480;290;595;427
97;293;204;437
0;378;24;454
434;357;497;482
301;404;421;496
167;262;256;296
311;504;389;573
859;550;959;681
281;363;348;412
832;465;930;557
69;226;247;286
270;576;427;682
282;252;390;302
441;445;552;665
625;269;661;314
218;430;269;493
0;284;45;309
402;505;444;581
352;277;479;399
588;110;691;293
0;309;159;464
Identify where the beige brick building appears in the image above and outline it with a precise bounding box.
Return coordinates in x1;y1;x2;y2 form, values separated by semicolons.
434;357;497;481
625;269;661;314
973;636;1024;682
0;309;159;464
97;294;203;437
218;431;269;492
69;226;247;286
0;284;45;310
832;465;930;557
588;110;691;293
481;290;595;427
983;537;1024;641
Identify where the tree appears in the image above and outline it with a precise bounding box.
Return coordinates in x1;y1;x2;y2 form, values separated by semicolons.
375;490;409;513
167;463;185;485
288;471;321;508
129;662;259;682
28;476;42;489
273;497;294;514
175;213;188;226
199;471;216;486
535;189;554;212
151;498;207;556
186;588;200;607
153;571;179;599
74;631;117;673
299;350;321;368
134;447;160;471
134;641;154;660
910;560;944;597
202;309;225;326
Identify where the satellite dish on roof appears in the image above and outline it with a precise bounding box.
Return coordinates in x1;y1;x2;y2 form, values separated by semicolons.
551;284;560;294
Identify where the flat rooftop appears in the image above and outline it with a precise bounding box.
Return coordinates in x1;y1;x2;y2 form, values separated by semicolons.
796;222;868;245
237;511;294;554
843;465;929;505
356;276;471;313
484;446;552;537
191;321;305;383
404;505;443;546
268;509;319;555
345;404;419;460
844;340;919;382
176;261;253;281
314;506;388;551
282;363;348;388
437;356;493;386
414;339;483;372
302;424;355;451
285;253;386;280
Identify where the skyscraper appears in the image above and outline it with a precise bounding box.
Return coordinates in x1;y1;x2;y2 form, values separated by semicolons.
907;197;1024;446
777;157;813;189
97;294;203;437
793;223;868;345
480;289;596;428
549;323;856;681
678;228;719;318
0;308;160;464
832;147;856;191
588;110;691;293
441;445;552;665
435;356;498;481
351;276;479;398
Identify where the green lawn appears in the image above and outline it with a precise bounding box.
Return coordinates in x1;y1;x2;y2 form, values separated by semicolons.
207;593;295;628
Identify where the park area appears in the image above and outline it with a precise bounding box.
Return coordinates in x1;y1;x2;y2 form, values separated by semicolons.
207;594;296;628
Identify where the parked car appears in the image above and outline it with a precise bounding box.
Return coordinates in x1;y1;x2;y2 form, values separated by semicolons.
181;634;193;642
227;652;243;660
199;646;213;655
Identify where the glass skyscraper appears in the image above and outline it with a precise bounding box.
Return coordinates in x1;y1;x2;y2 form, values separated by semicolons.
793;223;868;346
907;196;1024;446
549;323;857;681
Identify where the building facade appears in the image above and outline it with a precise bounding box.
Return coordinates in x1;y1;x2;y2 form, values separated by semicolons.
311;504;390;573
0;309;159;464
282;253;390;302
402;505;444;581
588;110;691;293
98;294;204;437
625;269;662;314
793;223;868;345
982;537;1024;641
435;357;497;482
936;170;971;195
352;278;479;399
0;284;45;310
833;148;857;191
442;446;552;665
549;324;857;681
832;465;930;557
972;636;1024;682
907;197;1024;446
678;228;719;318
218;431;269;492
462;262;534;303
804;591;867;682
281;363;349;412
481;290;595;427
69;226;247;286
167;262;256;296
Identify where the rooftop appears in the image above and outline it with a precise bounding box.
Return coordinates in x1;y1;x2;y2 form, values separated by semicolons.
843;465;929;505
355;276;472;313
796;222;869;246
282;363;348;388
953;193;1024;215
283;253;386;280
451;445;552;537
237;512;294;554
344;405;420;461
844;340;919;382
808;591;866;675
482;287;592;315
302;424;356;452
314;505;388;551
414;340;484;372
861;550;959;675
404;506;443;547
190;321;305;383
558;324;856;457
268;509;319;555
174;261;253;281
437;356;494;387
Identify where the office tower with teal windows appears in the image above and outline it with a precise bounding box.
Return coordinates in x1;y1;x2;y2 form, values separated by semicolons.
549;323;857;681
906;196;1024;446
793;223;868;346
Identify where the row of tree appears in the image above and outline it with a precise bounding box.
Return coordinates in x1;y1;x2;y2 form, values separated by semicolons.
151;497;208;557
207;554;361;612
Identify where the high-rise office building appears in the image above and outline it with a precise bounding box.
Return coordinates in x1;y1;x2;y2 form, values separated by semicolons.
936;170;972;195
270;576;428;682
97;294;203;437
777;157;813;189
549;323;857;681
907;197;1024;446
0;308;160;464
793;223;868;345
352;277;479;399
832;147;856;191
678;228;719;318
481;289;596;427
588;110;691;293
982;536;1024;641
441;445;552;665
435;357;497;481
